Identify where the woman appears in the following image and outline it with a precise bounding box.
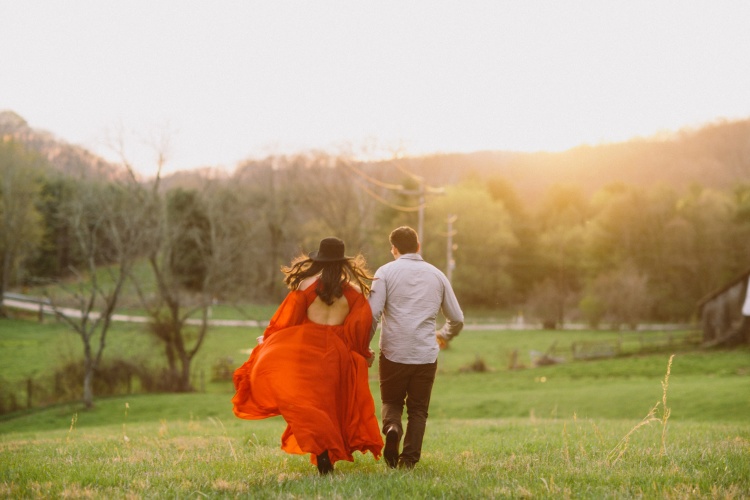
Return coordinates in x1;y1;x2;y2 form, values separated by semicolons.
232;237;383;475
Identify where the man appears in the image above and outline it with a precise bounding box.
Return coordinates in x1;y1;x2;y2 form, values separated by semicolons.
369;226;464;469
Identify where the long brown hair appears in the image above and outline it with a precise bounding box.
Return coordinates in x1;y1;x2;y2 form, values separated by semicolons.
282;254;373;305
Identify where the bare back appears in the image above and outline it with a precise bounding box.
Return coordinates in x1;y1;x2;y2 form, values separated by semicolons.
300;276;350;325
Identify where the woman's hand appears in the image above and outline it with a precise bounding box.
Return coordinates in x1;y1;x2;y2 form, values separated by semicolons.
365;348;375;367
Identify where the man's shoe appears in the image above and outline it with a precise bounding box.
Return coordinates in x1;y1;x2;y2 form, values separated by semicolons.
317;450;333;475
397;458;415;470
383;426;399;469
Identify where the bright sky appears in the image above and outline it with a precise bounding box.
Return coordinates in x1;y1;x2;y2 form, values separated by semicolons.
2;1;749;176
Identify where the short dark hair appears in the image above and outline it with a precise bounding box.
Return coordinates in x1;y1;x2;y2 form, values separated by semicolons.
389;226;419;254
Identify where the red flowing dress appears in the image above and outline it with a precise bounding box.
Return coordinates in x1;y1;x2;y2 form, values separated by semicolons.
232;281;383;467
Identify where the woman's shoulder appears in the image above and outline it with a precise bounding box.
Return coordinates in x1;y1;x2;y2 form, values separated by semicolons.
299;276;318;291
343;281;365;302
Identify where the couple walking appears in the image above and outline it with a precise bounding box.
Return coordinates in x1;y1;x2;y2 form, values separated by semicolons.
232;226;464;474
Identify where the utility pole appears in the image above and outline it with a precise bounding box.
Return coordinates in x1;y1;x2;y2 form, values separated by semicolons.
446;214;457;282
344;159;444;251
396;178;426;247
396;176;443;251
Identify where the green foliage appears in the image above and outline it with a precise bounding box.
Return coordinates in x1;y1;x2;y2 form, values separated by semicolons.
24;175;82;279
487;176;545;303
580;262;651;329
7;130;750;326
523;184;590;324
424;180;517;307
210;356;235;381
0;139;47;294
580;183;748;321
579;293;606;329
166;188;211;292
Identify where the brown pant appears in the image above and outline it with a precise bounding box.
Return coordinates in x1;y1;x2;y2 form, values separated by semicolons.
378;353;438;465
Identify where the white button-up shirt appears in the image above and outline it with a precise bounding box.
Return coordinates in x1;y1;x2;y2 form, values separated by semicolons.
369;253;464;364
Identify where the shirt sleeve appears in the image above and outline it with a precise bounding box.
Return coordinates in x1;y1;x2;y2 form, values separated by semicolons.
368;271;387;342
437;275;464;341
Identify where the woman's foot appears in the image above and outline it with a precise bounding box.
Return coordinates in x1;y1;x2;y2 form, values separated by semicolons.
317;450;333;475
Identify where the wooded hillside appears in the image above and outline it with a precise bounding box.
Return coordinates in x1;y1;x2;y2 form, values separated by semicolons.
387;118;750;204
2;110;749;329
2;110;749;196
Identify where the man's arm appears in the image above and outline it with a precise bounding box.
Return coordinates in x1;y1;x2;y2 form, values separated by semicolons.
368;274;386;342
437;277;464;342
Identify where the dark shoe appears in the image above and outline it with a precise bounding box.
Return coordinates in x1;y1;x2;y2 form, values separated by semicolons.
317;450;333;475
397;458;415;470
383;426;399;469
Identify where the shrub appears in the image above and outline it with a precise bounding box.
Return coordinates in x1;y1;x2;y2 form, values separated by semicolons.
211;356;235;382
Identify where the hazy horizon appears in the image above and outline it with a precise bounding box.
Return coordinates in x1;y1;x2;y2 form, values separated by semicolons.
3;1;749;176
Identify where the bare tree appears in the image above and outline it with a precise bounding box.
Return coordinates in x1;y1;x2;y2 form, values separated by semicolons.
45;179;151;408
97;130;240;392
289;152;381;254
128;176;254;392
233;157;301;301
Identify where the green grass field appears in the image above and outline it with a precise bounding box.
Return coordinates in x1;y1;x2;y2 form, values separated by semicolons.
1;317;749;498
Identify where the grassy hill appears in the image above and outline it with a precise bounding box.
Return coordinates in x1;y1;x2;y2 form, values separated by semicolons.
1;318;748;425
1;318;748;497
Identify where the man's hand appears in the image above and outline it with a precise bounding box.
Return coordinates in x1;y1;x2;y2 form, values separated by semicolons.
366;348;375;367
436;332;449;350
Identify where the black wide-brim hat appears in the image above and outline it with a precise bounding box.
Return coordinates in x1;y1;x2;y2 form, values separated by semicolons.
309;237;351;262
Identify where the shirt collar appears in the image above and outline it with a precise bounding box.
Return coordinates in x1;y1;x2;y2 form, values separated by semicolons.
398;253;424;261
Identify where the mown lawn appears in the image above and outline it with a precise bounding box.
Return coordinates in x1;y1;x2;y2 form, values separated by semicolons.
1;411;748;498
1;317;749;497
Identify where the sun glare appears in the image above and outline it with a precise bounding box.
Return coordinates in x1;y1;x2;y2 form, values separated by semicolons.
2;1;749;174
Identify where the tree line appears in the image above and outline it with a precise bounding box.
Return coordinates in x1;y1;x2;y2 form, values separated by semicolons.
2;128;750;406
4;136;750;322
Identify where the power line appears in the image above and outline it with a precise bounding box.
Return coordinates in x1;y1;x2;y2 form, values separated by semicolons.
392;161;444;194
353;179;424;213
341;157;445;245
340;160;405;191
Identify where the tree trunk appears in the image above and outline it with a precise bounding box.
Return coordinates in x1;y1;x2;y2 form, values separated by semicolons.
82;358;95;409
179;354;193;392
165;341;178;374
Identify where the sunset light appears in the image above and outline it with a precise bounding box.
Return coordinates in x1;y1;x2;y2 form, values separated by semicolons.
2;1;749;175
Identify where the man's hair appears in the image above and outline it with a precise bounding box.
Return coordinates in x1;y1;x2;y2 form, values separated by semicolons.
389;226;419;254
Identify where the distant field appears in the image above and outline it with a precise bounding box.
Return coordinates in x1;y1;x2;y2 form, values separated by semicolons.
1;318;748;425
